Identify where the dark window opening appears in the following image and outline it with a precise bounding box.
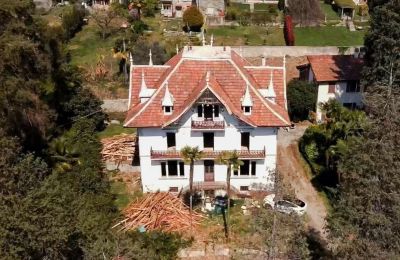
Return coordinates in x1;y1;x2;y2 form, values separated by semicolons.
328;82;336;93
233;167;239;176
169;187;179;192
204;105;213;120
161;162;167;177
164;106;173;113
203;133;214;149
251;161;256;176
299;67;309;81
179;162;185;176
214;106;219;118
204;160;214;173
168;161;178;176
343;103;357;110
167;132;176;148
175;6;182;10
243;106;251;113
346;81;360;92
197;105;203;117
241;160;250;175
241;132;250;150
240;186;249;191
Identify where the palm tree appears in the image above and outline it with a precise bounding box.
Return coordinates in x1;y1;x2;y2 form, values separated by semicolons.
181;146;203;212
216;150;243;239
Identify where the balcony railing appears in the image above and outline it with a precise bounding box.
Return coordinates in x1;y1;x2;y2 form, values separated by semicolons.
150;148;265;160
191;119;225;130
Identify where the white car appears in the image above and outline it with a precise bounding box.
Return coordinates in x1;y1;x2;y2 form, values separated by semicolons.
263;194;307;216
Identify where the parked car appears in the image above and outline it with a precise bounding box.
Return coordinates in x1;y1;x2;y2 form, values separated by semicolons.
263;194;307;216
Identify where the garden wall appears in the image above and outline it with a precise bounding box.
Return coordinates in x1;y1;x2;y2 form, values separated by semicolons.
232;46;364;57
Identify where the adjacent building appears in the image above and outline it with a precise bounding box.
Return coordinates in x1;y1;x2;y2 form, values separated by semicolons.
124;45;290;193
297;55;364;122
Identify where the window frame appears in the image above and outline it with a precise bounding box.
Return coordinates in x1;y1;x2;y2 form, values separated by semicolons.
346;81;360;93
242;106;252;115
328;82;336;94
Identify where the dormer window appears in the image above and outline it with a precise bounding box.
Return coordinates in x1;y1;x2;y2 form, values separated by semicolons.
161;81;174;115
241;84;253;116
243;106;252;115
163;106;173;114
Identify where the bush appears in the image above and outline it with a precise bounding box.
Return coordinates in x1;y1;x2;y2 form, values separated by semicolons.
62;4;86;40
183;6;204;32
287;79;317;121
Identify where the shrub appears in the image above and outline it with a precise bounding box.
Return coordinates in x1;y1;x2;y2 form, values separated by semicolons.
62;4;86;40
287;79;317;121
183;6;204;32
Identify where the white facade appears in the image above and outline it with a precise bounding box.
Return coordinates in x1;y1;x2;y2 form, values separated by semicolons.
306;69;363;122
138;108;277;193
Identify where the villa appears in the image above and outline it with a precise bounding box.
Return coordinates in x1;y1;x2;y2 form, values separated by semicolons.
124;44;290;193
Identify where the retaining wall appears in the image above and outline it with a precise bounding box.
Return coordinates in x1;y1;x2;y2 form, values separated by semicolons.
101;99;129;112
232;46;364;57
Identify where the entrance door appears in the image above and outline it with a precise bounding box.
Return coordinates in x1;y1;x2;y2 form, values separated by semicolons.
204;105;213;121
204;160;214;182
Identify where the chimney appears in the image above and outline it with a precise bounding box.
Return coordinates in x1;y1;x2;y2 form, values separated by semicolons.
261;56;266;66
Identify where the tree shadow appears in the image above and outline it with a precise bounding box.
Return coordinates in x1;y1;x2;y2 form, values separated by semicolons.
306;228;333;259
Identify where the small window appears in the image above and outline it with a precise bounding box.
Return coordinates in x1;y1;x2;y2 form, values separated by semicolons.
243;106;252;115
346;81;360;93
251;161;256;176
214;106;219;118
240;186;249;191
175;6;182;10
161;162;167;176
164;106;173;114
167;133;176;148
179;162;185;176
241;160;250;175
197;105;203;117
328;82;336;93
203;133;214;149
169;187;179;192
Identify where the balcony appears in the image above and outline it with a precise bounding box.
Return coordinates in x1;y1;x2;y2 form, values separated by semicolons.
191;119;225;130
150;148;265;160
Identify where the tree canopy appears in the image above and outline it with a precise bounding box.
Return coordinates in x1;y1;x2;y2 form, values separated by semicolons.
287;79;317;121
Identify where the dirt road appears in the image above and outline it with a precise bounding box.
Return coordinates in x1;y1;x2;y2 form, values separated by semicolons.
277;124;328;239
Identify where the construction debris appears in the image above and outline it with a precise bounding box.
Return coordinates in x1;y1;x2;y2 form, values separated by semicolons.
101;134;136;163
113;192;204;233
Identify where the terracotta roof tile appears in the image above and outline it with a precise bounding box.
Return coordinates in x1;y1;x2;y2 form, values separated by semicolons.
124;48;290;128
307;55;364;82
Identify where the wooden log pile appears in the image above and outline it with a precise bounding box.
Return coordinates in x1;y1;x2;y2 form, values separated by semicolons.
113;192;204;233
101;134;136;163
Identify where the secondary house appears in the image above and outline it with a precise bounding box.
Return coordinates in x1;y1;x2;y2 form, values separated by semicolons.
124;44;290;194
297;55;364;122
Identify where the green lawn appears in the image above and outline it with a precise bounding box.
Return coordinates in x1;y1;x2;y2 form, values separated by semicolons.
254;3;269;11
98;124;136;139
295;26;365;46
230;3;250;12
208;25;285;46
320;1;340;20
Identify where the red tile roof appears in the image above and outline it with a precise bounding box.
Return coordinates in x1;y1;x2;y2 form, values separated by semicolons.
307;55;364;82
124;47;290;128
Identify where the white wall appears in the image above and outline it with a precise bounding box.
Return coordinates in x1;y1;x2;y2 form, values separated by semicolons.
137;107;278;192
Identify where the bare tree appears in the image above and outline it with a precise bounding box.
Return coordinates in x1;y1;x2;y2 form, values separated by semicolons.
91;7;117;39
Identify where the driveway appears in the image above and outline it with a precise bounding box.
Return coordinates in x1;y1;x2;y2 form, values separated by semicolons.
277;123;328;239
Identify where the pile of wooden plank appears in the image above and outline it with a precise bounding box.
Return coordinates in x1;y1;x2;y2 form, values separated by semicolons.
113;192;204;233
101;134;136;163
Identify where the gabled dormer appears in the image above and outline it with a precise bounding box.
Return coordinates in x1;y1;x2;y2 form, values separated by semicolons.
259;71;276;103
241;84;253;115
139;70;155;103
162;82;174;115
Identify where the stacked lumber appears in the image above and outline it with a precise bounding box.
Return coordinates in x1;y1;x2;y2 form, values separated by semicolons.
101;134;136;162
113;192;204;233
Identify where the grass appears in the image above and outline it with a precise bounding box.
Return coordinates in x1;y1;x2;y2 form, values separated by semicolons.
320;1;340;20
98;124;136;139
254;3;270;11
230;3;250;12
208;25;285;46
111;181;133;210
294;26;365;46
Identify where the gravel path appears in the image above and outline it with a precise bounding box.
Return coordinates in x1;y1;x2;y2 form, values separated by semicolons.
277;124;328;239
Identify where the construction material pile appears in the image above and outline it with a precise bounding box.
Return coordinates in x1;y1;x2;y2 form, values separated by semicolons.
101;134;136;163
113;192;204;233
